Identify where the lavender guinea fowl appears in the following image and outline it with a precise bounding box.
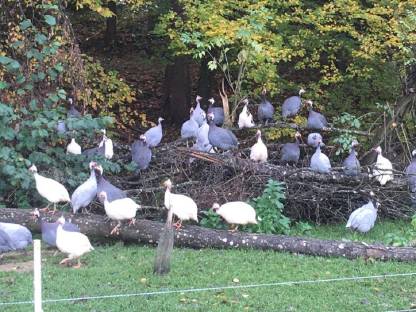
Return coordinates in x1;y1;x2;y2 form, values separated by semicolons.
281;132;302;164
132;134;152;171
207;98;224;126
257;88;274;125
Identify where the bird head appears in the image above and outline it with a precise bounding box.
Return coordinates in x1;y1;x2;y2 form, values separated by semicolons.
255;130;262;140
158;117;164;124
31;208;40;220
299;88;306;96
196;95;203;102
412;149;416;157
139;134;147;143
163;179;172;190
57;216;66;225
98;191;107;201
68;97;73;105
189;107;195;115
28;164;38;174
207;112;215;122
212;203;220;212
100;129;106;136
89;161;97;170
261;87;267;96
295;131;302;138
305;100;313;106
372;146;382;154
93;164;103;176
351;140;359;147
242;98;249;106
208;98;215;105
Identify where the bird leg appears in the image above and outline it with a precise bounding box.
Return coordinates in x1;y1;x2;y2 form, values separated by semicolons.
39;203;51;213
72;258;82;269
110;222;121;235
48;203;57;214
128;218;136;226
59;257;70;265
228;224;239;232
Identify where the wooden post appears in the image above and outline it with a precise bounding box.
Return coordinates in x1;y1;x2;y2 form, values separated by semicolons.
33;239;42;312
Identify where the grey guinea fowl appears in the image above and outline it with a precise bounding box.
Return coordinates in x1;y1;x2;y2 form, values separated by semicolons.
310;141;331;173
0;228;13;253
144;117;164;148
258;88;275;124
405;149;416;203
207;113;238;151
56;120;67;134
181;108;199;140
94;163;127;204
71;161;98;214
306;100;328;130
282;88;305;119
132;134;152;170
307;132;324;147
193;95;206;127
281;132;302;164
343;140;361;176
32;208;80;247
0;222;32;251
67;97;81;118
207;98;224;126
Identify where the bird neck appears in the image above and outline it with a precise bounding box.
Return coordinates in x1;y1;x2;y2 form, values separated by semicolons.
295;137;300;144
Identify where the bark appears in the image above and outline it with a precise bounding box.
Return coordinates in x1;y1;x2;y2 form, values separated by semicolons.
161;56;191;124
104;1;117;46
1;208;416;262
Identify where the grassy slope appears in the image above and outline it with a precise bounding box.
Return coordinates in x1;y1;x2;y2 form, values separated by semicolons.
1;220;416;312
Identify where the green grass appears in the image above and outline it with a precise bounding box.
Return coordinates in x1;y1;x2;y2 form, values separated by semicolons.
1;220;416;312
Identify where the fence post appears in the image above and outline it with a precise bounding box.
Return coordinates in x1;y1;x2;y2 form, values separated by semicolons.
33;239;42;312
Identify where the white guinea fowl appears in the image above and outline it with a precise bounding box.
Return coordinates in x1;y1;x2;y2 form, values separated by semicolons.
66;138;82;155
99;191;141;235
98;129;114;159
346;197;379;233
56;216;94;268
163;179;198;229
29;165;70;213
372;146;394;186
212;202;257;231
238;99;255;129
71;162;98;214
250;130;268;163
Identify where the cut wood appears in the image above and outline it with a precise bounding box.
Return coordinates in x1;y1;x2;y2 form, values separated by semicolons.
1;208;416;262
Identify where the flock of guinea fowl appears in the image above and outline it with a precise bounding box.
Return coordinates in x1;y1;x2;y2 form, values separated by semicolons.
1;88;416;268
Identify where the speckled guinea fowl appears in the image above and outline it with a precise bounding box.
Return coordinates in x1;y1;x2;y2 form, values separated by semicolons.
0;222;32;251
307;133;324;148
207;113;238;151
343;140;361;176
257;88;274;124
207;98;224;126
67;98;81;118
282;88;305;119
306;100;328;130
132;134;152;171
94;164;127;204
281;132;302;164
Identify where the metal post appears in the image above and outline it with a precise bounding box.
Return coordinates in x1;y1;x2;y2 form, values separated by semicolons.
33;239;42;312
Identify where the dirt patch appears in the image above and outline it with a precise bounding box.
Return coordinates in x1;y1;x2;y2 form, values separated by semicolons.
0;261;33;273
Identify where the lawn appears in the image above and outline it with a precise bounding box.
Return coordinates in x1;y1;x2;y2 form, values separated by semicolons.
1;220;416;312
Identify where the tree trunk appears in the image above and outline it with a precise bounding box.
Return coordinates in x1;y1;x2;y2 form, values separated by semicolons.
104;1;117;46
197;58;215;99
161;56;191;124
1;208;416;262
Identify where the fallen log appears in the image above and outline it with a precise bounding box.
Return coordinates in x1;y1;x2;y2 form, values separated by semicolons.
1;208;416;262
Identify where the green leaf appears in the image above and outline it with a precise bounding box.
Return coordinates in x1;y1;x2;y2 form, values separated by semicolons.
54;63;64;72
44;15;56;26
6;60;21;71
0;56;14;65
11;41;24;49
17;88;26;96
19;19;32;30
0;81;9;90
35;33;48;45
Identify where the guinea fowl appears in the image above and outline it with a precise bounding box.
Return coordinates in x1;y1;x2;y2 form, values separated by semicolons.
310;141;331;173
212;202;257;232
306;100;328;130
281;132;302;164
372;146;394;186
238;99;255;129
250;130;268;163
343;140;361;176
307;133;324;147
29;164;70;213
56;216;93;268
282;88;305;119
193;95;206;127
71;162;98;214
406;149;416;203
56;120;67;134
132;134;152;170
32;208;79;247
258;88;275;125
346;195;379;233
163;179;198;229
67;98;81;118
207;113;238;151
67;138;82;155
99;191;141;235
181;108;199;144
207;98;224;126
94;164;127;204
144;117;164;148
0;222;32;252
83;129;112;158
192;117;213;153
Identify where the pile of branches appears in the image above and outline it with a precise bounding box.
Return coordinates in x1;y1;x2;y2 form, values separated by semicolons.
116;139;415;224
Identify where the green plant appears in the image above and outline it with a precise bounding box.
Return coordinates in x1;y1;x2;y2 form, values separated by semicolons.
332;113;361;155
200;208;227;230
246;179;290;235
